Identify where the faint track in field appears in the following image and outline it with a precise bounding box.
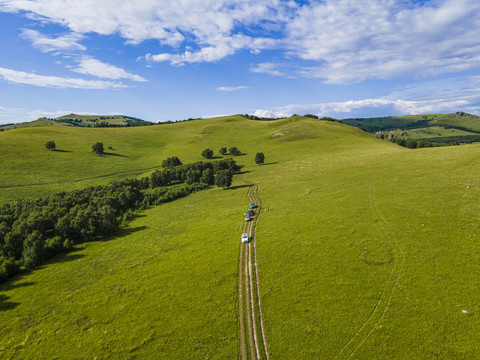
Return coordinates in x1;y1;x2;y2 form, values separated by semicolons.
334;183;405;359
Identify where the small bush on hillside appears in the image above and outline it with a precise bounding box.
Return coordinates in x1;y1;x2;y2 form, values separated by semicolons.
201;148;214;159
229;146;241;156
255;152;265;164
219;147;227;155
162;156;182;168
92;142;104;155
45;141;56;151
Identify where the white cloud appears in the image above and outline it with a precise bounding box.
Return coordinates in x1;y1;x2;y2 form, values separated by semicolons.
1;0;286;64
285;0;480;83
217;85;248;92
146;35;277;65
250;63;286;77
254;87;480;119
0;67;126;89
3;0;480;83
20;29;85;53
72;57;146;82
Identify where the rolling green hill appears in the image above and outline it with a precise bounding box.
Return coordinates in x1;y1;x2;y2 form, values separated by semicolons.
0;114;152;131
1;115;480;359
341;112;480;139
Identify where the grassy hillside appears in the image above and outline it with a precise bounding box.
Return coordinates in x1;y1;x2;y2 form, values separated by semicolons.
0;114;151;131
1;116;480;358
341;112;480;135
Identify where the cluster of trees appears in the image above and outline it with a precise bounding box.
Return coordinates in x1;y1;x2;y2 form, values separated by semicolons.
378;134;459;148
201;147;242;159
415;135;480;145
241;114;285;121
0;157;239;282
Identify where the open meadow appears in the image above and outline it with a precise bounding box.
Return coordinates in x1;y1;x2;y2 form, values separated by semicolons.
1;116;480;358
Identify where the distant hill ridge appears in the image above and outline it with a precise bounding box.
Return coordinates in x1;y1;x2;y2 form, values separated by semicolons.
341;112;480;133
0;114;153;130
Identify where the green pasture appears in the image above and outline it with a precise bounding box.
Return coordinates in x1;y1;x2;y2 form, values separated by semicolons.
385;126;477;139
0;187;246;359
1;116;480;358
342;112;480;136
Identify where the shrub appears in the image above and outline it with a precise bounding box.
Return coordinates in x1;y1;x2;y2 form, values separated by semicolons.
229;146;241;156
92;142;104;155
255;152;265;164
45;141;56;151
201;148;214;159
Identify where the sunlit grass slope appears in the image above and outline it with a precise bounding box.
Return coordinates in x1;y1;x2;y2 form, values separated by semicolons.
342;112;480;134
253;141;480;359
385;126;477;139
1;115;480;358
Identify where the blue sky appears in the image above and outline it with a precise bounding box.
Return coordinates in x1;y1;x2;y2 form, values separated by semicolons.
1;0;480;123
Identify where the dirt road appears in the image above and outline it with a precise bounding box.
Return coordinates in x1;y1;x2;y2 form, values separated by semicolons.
238;185;269;360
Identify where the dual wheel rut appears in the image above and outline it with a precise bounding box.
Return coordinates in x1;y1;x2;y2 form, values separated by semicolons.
238;185;269;360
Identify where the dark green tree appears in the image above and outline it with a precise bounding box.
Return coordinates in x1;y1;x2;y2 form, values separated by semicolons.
92;142;104;155
255;152;265;164
229;146;241;156
162;156;182;167
219;147;227;155
200;168;214;185
201;148;214;159
45;141;56;151
22;230;44;269
214;170;233;190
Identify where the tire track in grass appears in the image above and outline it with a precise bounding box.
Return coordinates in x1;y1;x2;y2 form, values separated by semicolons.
238;185;269;360
334;183;405;359
249;186;269;360
238;219;247;360
239;186;256;360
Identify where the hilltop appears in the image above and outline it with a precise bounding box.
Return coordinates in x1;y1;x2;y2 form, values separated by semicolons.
341;111;480;143
0;114;152;131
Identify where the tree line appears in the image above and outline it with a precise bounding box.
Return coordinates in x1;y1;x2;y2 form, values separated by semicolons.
0;158;239;282
376;133;460;148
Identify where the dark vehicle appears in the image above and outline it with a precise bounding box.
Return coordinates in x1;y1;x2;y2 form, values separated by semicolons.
245;209;254;221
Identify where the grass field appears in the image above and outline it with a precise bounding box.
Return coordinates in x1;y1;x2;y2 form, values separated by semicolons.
1;115;480;358
384;126;478;139
341;112;480;137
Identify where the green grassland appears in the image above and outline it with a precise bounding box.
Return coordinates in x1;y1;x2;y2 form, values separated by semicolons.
1;116;480;358
384;126;478;139
342;112;480;138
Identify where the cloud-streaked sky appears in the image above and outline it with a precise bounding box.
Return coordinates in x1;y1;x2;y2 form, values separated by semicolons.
1;0;480;123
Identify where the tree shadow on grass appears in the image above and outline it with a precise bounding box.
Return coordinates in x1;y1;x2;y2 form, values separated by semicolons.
0;294;19;311
53;149;73;153
0;274;37;312
236;170;251;175
260;162;278;166
102;226;148;242
103;152;128;157
0;225;148;312
229;184;253;190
